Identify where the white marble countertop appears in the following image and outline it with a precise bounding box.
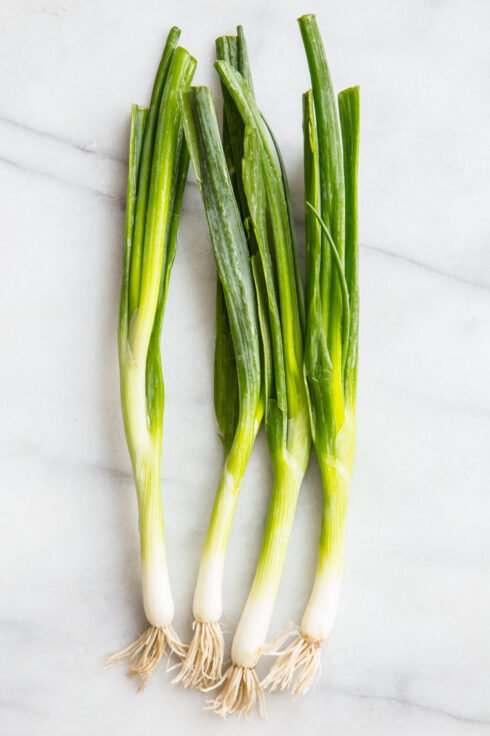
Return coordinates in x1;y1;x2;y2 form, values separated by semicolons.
1;1;489;733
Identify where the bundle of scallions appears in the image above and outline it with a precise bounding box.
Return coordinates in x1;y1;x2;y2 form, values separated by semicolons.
177;25;312;714
109;12;359;718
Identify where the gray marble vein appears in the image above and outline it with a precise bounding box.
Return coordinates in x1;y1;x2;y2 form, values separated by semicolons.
329;684;490;727
0;114;125;163
0;152;124;205
362;242;490;293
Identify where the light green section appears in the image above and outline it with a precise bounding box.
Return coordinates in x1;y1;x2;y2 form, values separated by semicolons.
316;413;355;573
134;437;166;566
203;420;260;558
247;413;310;604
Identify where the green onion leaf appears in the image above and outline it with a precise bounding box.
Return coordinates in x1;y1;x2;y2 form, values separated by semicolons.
306;201;350;372
179;86;261;421
129;27;181;319
339;86;360;406
242;125;287;424
214;280;239;453
129;47;197;366
215;60;305;422
119;105;147;351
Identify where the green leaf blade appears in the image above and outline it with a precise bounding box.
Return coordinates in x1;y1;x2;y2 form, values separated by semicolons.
242;126;287;419
215;60;306;426
119;104;147;353
130;47;196;366
299;14;348;433
339;86;360;407
263;117;305;335
302;92;332;447
128;27;181;320
298;14;345;261
214;280;239;453
179;86;261;424
146;126;191;432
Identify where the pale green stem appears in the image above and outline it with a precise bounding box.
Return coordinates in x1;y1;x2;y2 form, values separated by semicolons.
135;438;165;567
316;453;350;575
192;416;260;623
204;418;260;558
300;416;355;641
230;428;308;668
249;453;304;601
119;353;173;627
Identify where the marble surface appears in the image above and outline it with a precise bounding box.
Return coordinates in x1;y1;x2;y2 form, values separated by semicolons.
1;0;489;733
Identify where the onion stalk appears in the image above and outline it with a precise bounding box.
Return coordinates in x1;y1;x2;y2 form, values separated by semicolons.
208;33;311;718
175;81;262;690
107;29;196;690
263;14;360;696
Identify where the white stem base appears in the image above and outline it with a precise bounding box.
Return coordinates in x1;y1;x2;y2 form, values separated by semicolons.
232;598;274;668
300;567;342;641
142;559;174;628
193;554;224;623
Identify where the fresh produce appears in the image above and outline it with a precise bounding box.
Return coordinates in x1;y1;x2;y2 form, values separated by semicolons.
108;14;360;717
263;13;360;696
107;28;196;689
202;29;312;718
176;72;262;690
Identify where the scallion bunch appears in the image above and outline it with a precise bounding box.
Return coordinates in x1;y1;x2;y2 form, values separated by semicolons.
108;15;360;716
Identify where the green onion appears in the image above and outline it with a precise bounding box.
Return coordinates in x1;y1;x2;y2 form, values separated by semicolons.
175;82;263;690
208;30;311;718
263;13;360;697
107;30;196;689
